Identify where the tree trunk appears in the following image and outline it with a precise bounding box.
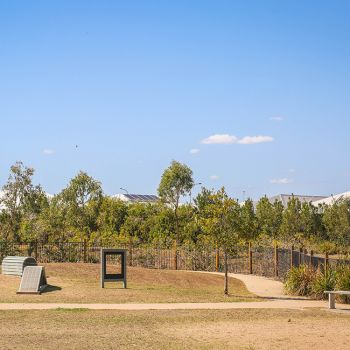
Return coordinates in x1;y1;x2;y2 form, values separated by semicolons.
224;250;228;295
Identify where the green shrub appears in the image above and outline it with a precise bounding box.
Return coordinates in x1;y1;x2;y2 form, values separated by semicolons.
284;265;315;296
335;264;350;303
310;267;336;299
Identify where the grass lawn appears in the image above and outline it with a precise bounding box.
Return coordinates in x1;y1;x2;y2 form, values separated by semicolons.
0;308;350;349
0;263;254;303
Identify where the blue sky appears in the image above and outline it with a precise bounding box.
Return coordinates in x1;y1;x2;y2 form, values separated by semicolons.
1;1;349;201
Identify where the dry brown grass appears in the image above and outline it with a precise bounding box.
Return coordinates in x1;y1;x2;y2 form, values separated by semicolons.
0;263;253;303
0;308;349;349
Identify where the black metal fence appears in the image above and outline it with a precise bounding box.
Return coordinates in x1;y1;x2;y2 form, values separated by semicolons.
1;241;350;281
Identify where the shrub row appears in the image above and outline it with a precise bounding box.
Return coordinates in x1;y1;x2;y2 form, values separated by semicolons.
284;264;350;303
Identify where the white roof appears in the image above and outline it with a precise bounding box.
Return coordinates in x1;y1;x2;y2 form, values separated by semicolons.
312;191;350;206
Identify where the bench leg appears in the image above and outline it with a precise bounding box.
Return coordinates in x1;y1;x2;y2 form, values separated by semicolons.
329;294;335;309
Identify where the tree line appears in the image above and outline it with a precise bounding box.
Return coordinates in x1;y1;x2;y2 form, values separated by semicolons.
1;161;350;253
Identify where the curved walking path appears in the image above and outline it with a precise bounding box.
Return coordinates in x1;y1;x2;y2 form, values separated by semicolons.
0;271;344;310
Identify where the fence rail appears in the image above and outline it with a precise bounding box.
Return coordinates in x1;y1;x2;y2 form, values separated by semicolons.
1;241;349;280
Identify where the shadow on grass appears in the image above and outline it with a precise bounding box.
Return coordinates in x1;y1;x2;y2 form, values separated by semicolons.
257;295;315;301
42;285;62;294
228;294;312;301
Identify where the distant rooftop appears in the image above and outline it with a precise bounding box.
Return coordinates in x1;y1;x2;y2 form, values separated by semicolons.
112;193;159;203
312;191;350;206
241;193;328;209
269;194;327;208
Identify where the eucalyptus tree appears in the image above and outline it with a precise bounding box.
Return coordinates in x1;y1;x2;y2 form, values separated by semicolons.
158;161;194;245
0;161;48;241
58;171;103;241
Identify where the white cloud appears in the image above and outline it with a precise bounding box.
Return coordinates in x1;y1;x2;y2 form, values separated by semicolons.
201;134;238;145
237;136;274;145
190;148;200;154
201;134;274;145
269;116;284;121
289;168;296;173
210;175;219;180
270;178;293;184
43;149;54;155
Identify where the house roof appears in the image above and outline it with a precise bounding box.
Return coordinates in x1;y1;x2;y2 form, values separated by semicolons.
112;194;159;203
311;191;350;206
268;194;327;208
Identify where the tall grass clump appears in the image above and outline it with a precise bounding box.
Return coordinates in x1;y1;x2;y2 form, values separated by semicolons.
335;264;350;303
310;267;336;299
284;263;350;303
284;265;315;296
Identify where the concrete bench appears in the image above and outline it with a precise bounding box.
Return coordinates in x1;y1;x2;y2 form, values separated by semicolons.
324;291;350;309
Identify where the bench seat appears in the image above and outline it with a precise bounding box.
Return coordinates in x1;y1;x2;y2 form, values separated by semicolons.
324;291;350;309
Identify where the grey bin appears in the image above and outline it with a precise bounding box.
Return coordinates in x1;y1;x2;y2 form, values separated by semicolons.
2;256;38;276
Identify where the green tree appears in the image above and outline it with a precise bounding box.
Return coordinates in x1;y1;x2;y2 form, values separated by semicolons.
194;187;214;213
148;204;176;246
158;161;194;245
33;196;68;242
299;202;325;243
58;171;103;240
240;199;258;242
280;196;303;245
96;197;128;242
120;203;157;244
256;196;283;240
0;161;48;241
323;200;350;250
200;187;241;295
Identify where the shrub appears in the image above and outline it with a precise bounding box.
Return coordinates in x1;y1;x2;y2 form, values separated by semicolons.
284;265;315;296
310;267;336;299
335;264;350;303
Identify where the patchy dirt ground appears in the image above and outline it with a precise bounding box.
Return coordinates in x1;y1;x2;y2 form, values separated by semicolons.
0;308;349;349
0;263;253;303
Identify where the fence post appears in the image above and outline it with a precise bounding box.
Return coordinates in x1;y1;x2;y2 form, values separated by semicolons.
83;240;87;263
128;242;133;267
298;247;302;266
248;242;253;274
290;245;294;268
325;252;329;274
215;247;219;272
34;240;38;262
274;242;278;278
310;250;314;270
174;242;178;270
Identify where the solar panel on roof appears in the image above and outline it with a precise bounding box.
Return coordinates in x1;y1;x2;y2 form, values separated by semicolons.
118;194;159;202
